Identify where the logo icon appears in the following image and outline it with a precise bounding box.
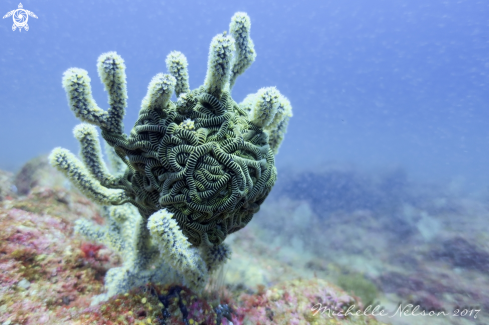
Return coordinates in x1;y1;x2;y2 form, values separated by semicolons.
3;3;37;32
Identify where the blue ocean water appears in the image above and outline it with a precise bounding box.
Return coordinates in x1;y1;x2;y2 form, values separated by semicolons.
1;0;489;191
2;2;489;323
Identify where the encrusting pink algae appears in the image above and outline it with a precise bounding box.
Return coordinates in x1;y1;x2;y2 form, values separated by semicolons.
0;163;388;325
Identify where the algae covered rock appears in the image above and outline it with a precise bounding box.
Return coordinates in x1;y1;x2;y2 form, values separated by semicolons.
0;169;15;201
14;155;68;195
239;278;388;325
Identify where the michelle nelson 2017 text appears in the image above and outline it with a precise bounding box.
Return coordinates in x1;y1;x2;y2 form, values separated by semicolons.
311;303;481;319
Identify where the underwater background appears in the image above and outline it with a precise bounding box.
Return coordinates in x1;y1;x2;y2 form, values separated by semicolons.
1;0;489;324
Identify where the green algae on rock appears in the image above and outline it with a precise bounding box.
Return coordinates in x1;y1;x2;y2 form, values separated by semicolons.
49;12;293;301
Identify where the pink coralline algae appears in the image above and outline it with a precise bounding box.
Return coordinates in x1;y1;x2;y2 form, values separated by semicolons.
0;167;389;325
238;278;384;325
0;186;115;324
